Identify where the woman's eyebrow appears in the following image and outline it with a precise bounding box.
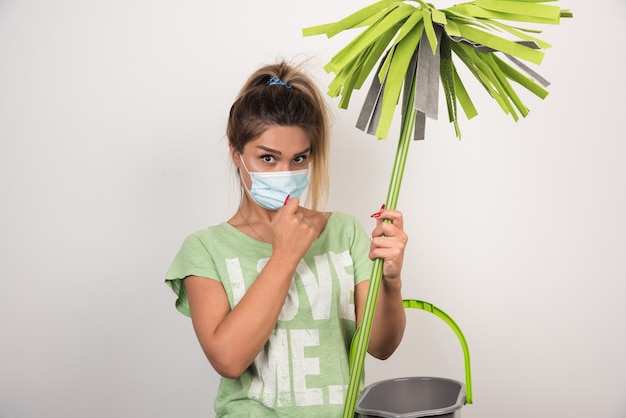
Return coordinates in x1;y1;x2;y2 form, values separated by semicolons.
294;147;312;156
255;145;281;155
255;145;311;156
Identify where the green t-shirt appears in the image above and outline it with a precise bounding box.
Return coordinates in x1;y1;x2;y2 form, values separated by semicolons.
166;212;373;417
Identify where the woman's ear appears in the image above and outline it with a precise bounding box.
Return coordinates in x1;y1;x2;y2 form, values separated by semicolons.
230;145;242;169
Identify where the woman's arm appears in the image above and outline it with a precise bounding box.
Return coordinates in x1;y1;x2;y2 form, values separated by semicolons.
356;208;408;359
185;256;295;378
185;198;317;378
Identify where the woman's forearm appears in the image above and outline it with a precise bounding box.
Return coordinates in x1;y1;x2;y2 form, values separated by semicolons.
367;277;406;359
187;255;298;379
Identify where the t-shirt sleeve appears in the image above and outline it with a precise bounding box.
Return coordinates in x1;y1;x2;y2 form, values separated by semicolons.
350;216;374;286
165;232;219;317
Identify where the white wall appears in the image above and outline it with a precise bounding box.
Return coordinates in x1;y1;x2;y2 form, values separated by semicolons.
1;1;624;417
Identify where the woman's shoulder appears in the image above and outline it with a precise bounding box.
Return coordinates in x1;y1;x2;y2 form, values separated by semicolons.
323;211;369;236
182;222;235;244
304;209;359;225
327;211;362;224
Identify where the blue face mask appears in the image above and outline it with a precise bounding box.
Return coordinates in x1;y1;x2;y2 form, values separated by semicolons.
240;157;310;210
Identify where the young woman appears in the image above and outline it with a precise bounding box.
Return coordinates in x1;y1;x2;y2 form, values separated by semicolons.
166;60;408;417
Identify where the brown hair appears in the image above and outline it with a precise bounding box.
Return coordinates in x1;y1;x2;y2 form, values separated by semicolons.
227;60;330;210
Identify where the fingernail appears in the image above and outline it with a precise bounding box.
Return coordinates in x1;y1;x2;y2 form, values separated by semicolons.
380;203;386;210
284;195;290;206
370;211;381;218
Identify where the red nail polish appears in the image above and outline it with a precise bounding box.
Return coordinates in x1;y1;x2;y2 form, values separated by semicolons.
284;195;290;206
370;212;381;218
380;203;386;210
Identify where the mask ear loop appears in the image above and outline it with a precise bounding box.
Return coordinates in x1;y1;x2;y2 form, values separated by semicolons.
238;154;254;177
237;154;255;202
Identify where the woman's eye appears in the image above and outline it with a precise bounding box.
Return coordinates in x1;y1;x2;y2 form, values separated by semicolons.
261;155;275;163
293;155;308;164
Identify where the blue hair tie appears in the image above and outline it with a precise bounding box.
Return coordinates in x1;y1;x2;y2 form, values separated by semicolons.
268;76;292;89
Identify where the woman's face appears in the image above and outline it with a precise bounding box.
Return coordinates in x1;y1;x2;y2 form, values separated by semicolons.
234;125;312;189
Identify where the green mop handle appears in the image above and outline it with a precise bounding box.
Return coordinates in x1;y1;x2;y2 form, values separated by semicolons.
343;259;384;418
342;78;417;418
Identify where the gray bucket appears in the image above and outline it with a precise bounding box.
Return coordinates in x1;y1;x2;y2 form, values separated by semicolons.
355;300;472;418
356;376;465;418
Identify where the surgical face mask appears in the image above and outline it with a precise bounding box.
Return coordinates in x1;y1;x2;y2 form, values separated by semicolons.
239;156;309;210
